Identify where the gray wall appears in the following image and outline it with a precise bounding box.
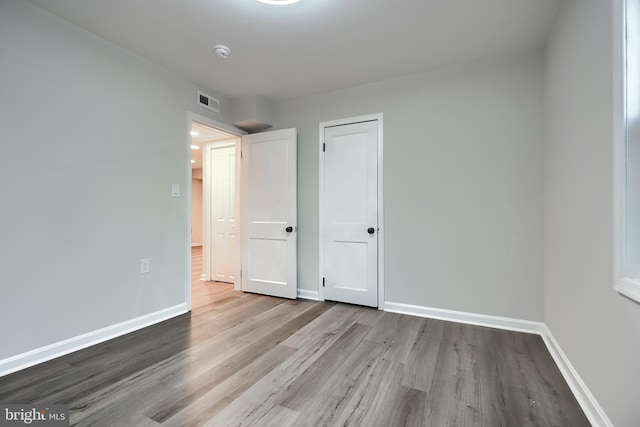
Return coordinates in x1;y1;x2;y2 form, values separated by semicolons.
544;0;640;425
274;50;545;321
0;0;227;359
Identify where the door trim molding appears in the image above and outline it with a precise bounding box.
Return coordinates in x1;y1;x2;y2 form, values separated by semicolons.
318;113;384;308
186;112;244;310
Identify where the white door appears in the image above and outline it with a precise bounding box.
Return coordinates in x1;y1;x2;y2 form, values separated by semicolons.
204;142;237;283
322;120;379;307
241;128;297;299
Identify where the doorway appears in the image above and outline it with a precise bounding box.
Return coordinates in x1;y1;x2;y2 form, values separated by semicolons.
319;114;384;308
188;115;243;309
186;113;299;309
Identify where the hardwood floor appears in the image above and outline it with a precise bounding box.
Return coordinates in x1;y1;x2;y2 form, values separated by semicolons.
0;247;590;426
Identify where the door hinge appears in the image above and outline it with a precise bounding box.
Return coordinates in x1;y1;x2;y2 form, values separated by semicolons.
322;143;325;152
322;277;325;287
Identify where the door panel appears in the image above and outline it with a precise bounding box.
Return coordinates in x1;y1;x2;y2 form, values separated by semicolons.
203;141;238;285
326;241;368;290
242;128;297;299
247;140;289;222
323;120;378;307
330;133;370;224
208;145;236;283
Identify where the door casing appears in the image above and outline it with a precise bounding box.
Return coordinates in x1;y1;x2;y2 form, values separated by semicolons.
318;113;385;308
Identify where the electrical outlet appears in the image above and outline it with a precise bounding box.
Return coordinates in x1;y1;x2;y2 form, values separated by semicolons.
140;258;150;274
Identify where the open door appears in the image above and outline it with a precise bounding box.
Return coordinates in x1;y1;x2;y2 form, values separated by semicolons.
241;128;297;299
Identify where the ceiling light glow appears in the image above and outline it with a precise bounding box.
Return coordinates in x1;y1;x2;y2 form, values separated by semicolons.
257;0;301;5
190;130;200;137
190;144;200;150
191;159;196;164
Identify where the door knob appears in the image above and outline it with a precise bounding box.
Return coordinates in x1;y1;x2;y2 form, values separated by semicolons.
285;226;294;233
367;227;375;234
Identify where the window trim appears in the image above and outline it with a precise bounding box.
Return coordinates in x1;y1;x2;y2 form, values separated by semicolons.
614;0;640;303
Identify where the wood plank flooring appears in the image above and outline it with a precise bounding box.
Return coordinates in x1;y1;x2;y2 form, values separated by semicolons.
0;247;590;426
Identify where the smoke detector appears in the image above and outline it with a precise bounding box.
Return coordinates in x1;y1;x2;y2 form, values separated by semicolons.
213;45;231;59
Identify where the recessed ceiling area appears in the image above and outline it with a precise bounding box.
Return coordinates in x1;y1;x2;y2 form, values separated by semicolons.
190;122;236;170
24;0;562;101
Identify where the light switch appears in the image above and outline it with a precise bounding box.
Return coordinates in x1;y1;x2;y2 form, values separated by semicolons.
172;184;180;198
140;258;150;274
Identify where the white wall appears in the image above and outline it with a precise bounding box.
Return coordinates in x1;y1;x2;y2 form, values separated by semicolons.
274;50;545;321
0;0;228;360
544;0;640;425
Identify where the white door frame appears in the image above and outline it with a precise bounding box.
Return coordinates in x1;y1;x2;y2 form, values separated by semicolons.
318;113;384;309
202;139;239;286
185;112;245;311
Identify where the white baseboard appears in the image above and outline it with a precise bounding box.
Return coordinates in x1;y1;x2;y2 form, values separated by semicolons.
191;242;202;247
382;301;546;334
383;300;611;427
0;303;189;378
297;289;321;301
541;326;614;427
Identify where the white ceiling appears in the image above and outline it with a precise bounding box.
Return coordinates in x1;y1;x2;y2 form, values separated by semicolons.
26;0;561;101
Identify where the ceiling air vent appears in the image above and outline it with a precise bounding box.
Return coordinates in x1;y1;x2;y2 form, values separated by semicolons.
197;91;220;113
